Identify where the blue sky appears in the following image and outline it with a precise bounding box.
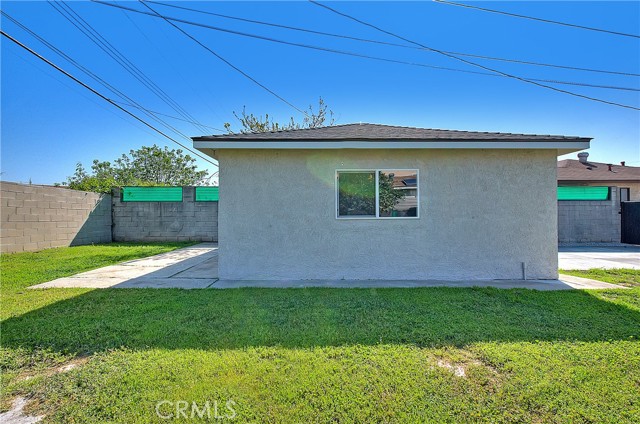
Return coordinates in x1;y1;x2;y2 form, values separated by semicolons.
2;1;639;184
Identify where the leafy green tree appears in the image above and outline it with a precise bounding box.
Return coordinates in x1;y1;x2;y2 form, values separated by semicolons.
338;172;406;216
338;172;376;216
64;145;209;193
224;97;335;134
378;172;405;214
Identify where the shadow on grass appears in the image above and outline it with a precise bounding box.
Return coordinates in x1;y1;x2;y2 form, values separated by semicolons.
2;287;639;354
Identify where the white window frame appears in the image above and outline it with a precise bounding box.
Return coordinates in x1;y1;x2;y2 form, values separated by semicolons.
335;169;420;220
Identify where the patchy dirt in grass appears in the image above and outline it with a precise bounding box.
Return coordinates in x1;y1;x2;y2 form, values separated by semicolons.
0;398;44;424
436;359;470;377
17;356;89;382
2;357;90;421
54;356;89;373
432;349;501;385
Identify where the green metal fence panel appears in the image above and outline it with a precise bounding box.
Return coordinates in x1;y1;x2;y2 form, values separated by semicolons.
557;186;609;201
195;186;219;201
122;187;183;202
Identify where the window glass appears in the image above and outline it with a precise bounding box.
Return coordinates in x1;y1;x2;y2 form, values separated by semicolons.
620;188;630;202
337;171;376;217
379;170;418;217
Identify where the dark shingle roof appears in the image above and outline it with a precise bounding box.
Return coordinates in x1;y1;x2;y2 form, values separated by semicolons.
192;123;590;142
558;159;640;182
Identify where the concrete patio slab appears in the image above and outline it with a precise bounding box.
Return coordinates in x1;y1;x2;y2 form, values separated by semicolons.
114;278;216;289
171;256;218;279
31;276;218;289
30;243;219;289
211;275;626;290
559;245;640;270
29;243;630;290
119;244;216;266
558;274;626;290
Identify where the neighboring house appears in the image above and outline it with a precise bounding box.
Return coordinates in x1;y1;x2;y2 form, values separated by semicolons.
558;153;640;201
556;153;640;244
193;123;589;281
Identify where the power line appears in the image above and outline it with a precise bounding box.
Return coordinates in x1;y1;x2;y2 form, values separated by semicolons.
310;1;640;111
148;0;640;78
117;3;229;126
2;10;206;144
56;0;211;133
90;1;640;93
434;0;640;39
135;1;308;116
49;0;211;133
113;100;226;132
49;0;206;135
5;44;160;141
0;30;218;166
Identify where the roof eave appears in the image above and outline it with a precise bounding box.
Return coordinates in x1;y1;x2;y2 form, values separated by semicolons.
191;136;592;142
558;178;640;183
194;140;590;155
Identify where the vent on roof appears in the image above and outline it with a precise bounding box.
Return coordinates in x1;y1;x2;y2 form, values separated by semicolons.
578;152;589;164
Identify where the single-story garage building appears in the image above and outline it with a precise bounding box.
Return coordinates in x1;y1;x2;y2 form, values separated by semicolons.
194;123;590;281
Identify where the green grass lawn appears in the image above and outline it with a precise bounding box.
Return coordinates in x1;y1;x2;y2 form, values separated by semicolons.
1;247;639;423
561;268;640;288
0;242;196;292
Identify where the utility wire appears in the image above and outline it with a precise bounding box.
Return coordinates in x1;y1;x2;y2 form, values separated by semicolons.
2;10;207;144
0;30;218;166
49;0;211;133
434;0;640;39
113;100;226;132
56;0;210;133
310;1;640;111
49;0;203;135
59;0;211;135
137;1;307;116
5;45;160;140
148;0;640;78
117;2;229;125
91;1;640;93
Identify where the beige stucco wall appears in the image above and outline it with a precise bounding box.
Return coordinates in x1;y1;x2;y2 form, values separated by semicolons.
624;183;640;201
218;149;558;280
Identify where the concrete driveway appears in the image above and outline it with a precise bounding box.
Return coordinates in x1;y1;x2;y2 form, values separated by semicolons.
29;243;631;290
559;245;640;270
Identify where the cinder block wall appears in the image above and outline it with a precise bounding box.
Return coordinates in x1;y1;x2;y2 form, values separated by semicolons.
1;181;112;253
111;187;218;242
558;187;621;243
